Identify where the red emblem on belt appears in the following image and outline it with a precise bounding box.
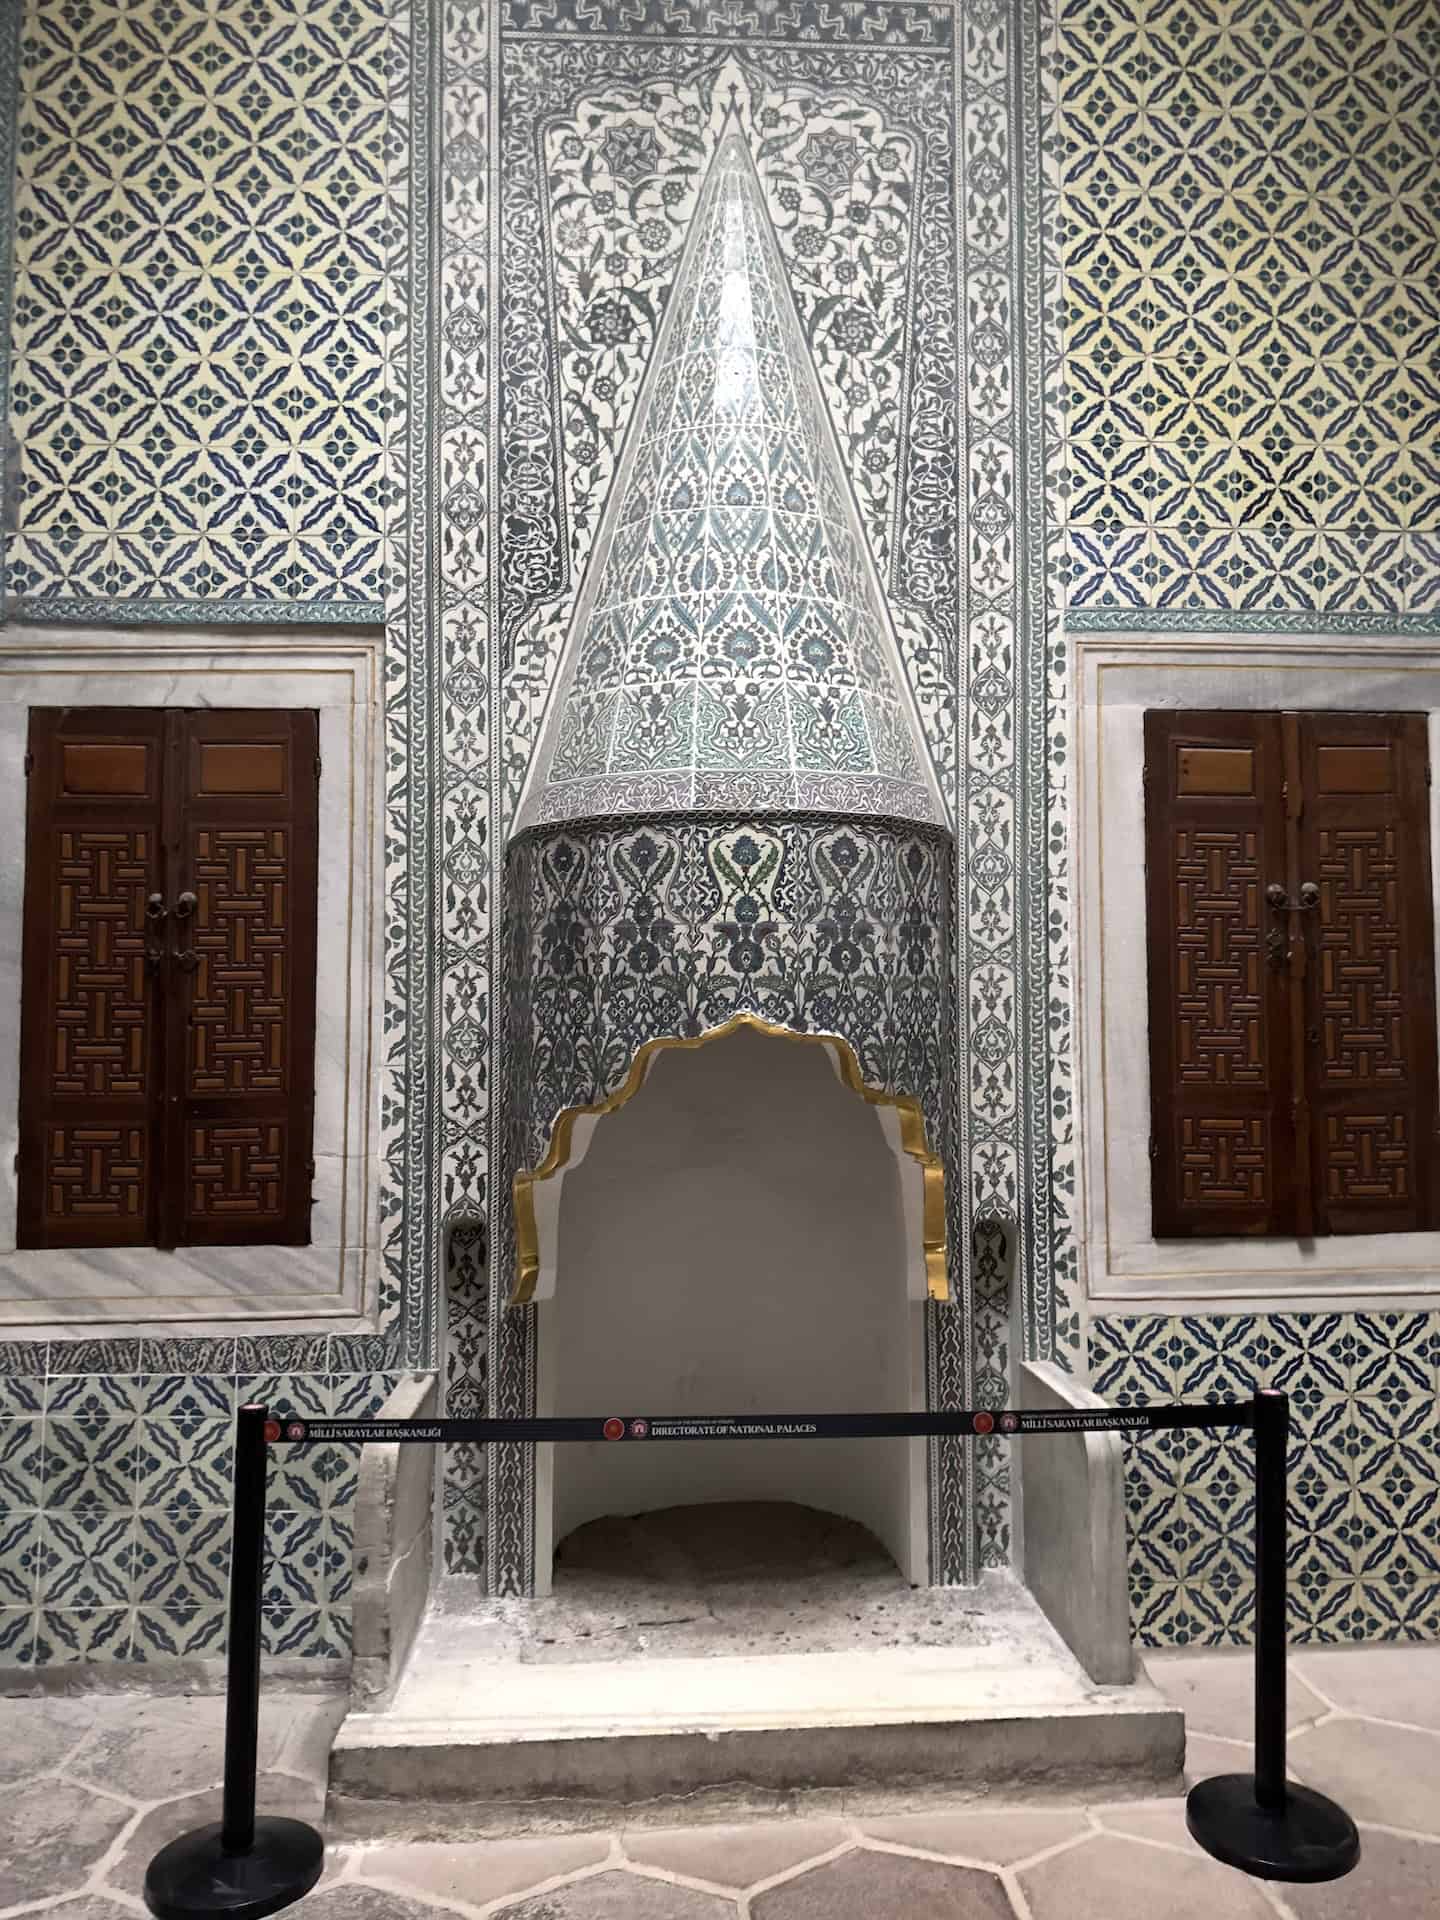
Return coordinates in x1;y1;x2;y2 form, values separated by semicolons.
285;1420;307;1442
973;1411;995;1435
263;1418;282;1445
630;1419;649;1438
603;1417;625;1440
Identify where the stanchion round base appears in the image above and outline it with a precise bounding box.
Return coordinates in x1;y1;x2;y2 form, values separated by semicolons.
144;1817;325;1920
1186;1774;1360;1883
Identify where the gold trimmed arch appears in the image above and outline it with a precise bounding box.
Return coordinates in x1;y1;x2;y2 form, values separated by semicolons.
511;1012;948;1305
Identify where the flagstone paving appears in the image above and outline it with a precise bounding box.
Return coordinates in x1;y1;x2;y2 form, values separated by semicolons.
1;1646;1436;1919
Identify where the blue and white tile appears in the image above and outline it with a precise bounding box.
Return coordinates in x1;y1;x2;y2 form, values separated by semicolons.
0;1511;40;1605
330;1374;400;1419
133;1604;228;1661
133;1420;234;1510
36;1511;137;1609
44;1340;143;1379
0;1373;43;1418
0;1608;36;1666
132;1509;231;1610
34;1607;134;1668
1089;1315;1179;1401
234;1374;332;1418
47;1374;149;1419
260;1605;351;1660
234;1335;332;1377
136;1375;232;1431
140;1337;237;1378
265;1441;360;1517
1351;1311;1440;1399
0;1419;45;1509
40;1419;137;1510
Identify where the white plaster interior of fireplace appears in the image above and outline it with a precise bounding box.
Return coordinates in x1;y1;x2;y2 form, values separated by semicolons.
531;1025;928;1594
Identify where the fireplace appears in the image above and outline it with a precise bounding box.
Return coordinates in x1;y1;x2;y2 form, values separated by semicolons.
494;121;957;1597
531;1022;929;1591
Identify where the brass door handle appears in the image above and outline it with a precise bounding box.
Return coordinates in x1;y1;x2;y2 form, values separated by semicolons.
1267;882;1319;912
144;891;168;968
173;889;199;973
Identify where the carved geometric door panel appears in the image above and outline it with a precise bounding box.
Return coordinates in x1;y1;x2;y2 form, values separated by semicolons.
1297;713;1438;1235
1144;709;1439;1241
19;711;166;1246
19;709;319;1250
1143;711;1298;1237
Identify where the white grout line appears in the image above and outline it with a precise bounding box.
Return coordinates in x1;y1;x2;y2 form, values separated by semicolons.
50;1765;150;1814
1294;1706;1440;1741
999;1862;1036;1920
1353;1817;1440;1846
472;1857;637;1919
733;1835;857;1899
620;1858;760;1900
352;1870;505;1920
1257;1880;1299;1920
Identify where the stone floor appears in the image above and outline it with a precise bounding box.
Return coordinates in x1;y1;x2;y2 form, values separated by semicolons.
2;1644;1437;1919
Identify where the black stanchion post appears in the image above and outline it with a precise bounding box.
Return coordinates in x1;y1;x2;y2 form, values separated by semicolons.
144;1405;325;1920
1186;1388;1360;1883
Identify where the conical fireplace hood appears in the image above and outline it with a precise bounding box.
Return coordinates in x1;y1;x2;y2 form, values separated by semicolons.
514;126;944;836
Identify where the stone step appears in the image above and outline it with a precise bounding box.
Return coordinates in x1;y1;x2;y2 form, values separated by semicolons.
329;1584;1183;1836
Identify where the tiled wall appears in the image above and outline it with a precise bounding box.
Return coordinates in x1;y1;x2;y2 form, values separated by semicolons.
0;1336;400;1671
1060;0;1440;625
1067;2;1440;1649
1091;1311;1440;1646
4;0;397;619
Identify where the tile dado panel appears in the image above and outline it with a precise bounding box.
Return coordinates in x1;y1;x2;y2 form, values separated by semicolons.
4;0;401;621
1060;0;1440;626
1091;1311;1440;1648
0;1334;399;1670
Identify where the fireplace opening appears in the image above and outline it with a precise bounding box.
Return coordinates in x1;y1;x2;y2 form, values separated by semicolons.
534;1025;927;1591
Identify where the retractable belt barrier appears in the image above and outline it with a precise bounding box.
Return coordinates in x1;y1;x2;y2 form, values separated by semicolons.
143;1388;1360;1920
266;1403;1246;1446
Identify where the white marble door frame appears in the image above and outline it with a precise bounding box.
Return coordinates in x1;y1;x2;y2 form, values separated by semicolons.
0;628;385;1331
1075;633;1440;1314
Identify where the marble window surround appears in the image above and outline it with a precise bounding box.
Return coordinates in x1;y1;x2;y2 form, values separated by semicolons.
1076;634;1440;1313
0;628;384;1331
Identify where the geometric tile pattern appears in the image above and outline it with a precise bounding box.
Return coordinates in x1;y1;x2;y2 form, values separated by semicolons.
4;0;395;621
1061;0;1440;626
515;128;944;833
1090;1311;1440;1647
0;1335;397;1671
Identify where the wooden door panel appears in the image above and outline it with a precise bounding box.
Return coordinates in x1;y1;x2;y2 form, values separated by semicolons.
1144;711;1298;1237
19;711;165;1247
165;710;318;1247
20;707;318;1250
1299;713;1439;1233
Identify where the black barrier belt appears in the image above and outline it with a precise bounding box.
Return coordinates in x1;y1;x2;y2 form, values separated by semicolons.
267;1402;1252;1445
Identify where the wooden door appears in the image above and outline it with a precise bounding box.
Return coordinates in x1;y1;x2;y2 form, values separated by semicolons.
1298;713;1439;1234
19;709;319;1249
1143;710;1298;1237
19;711;166;1247
1144;709;1440;1239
